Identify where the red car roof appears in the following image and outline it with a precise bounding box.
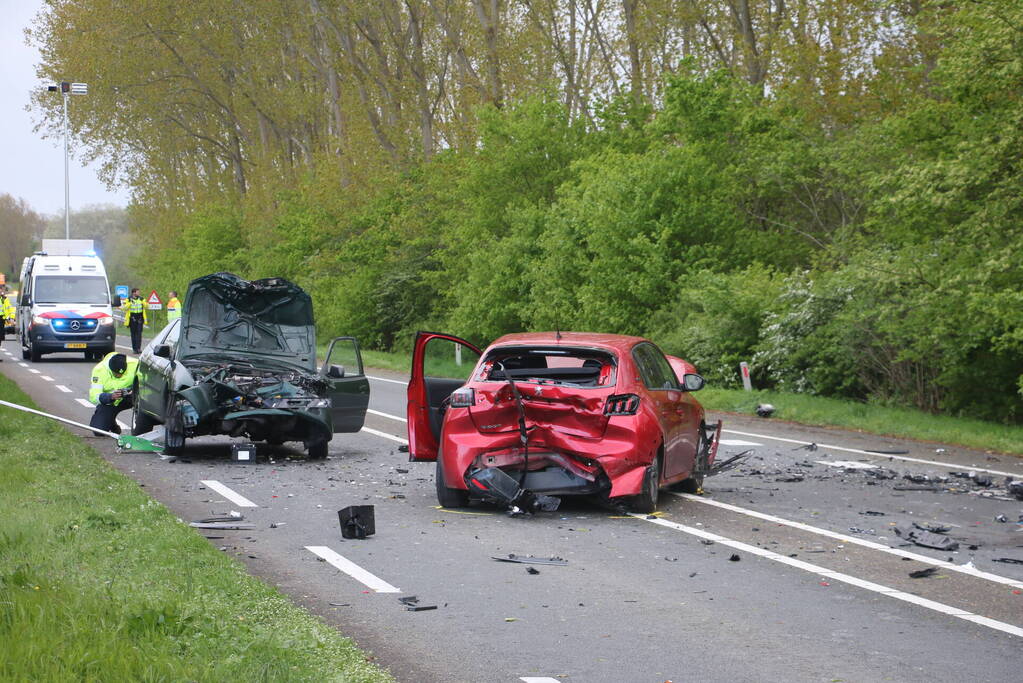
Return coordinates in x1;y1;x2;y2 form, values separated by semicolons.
488;331;649;353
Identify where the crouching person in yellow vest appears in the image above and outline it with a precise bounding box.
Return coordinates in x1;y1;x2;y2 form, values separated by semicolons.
88;352;139;435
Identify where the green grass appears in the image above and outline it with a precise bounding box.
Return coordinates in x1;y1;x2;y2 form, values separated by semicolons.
0;375;393;682
350;346;1023;457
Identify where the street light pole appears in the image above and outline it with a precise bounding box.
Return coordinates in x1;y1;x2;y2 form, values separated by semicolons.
47;81;87;240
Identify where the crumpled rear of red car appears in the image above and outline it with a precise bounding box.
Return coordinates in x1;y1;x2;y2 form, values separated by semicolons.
406;331;720;513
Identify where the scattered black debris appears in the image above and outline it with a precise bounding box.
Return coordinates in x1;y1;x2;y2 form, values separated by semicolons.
397;445;409;453
996;515;1008;523
468;467;561;513
909;567;939;579
646;515;658;520
689;572;698;578
1008;481;1023;501
792;443;818;452
193;513;244;523
893;485;939;492
860;511;886;516
992;558;1023;565
526;566;540;575
848;527;875;535
395;468;409;473
903;474;931;483
894;526;959;551
338;505;375;539
398;596;419;605
407;605;437;611
865;449;910;455
665;557;679;562
269;522;286;528
493;554;568;566
865;469;898;481
700;539;715;546
776;475;805;483
708;450;753;476
755;403;775;418
202;535;224;540
973;474;994;487
913;522;951;534
969;544;979;550
329;602;351;607
729;554;741;562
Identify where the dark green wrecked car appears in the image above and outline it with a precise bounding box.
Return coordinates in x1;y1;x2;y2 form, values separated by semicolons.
132;272;369;458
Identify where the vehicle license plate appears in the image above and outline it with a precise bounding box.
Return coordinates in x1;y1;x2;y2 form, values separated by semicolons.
64;343;87;349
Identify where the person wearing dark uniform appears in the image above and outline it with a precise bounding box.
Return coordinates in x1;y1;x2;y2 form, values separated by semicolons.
122;288;147;354
88;352;138;435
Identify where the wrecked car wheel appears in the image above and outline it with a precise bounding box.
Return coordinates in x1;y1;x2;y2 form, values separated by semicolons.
164;400;186;455
307;441;328;460
674;472;704;494
436;458;469;508
631;454;661;514
131;384;155;436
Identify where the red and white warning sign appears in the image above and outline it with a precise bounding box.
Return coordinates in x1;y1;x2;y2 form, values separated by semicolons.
147;290;163;310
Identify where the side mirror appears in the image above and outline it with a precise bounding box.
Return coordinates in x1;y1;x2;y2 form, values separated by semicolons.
153;344;171;358
21;295;30;306
327;364;345;379
682;373;705;392
111;295;121;308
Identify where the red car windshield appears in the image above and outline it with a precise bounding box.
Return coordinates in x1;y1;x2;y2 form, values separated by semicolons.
474;346;617;388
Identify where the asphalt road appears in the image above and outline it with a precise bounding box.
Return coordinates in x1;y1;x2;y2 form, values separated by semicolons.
3;336;1023;682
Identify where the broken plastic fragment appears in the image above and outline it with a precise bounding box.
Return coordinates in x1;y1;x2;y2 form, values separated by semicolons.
493;554;568;566
909;567;939;579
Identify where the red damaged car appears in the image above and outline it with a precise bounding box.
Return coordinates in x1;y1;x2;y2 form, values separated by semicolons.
406;331;721;513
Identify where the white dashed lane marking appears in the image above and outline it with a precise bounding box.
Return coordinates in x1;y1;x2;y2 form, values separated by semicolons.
634;513;1023;639
40;375;54;382
28;369;40;374
368;408;406;422
18;363;27;368
55;385;72;393
719;438;761;446
305;546;401;593
75;398;93;409
200;480;258;508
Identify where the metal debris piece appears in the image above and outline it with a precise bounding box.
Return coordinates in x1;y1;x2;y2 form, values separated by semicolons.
755;403;775;418
860;511;886;516
526;567;540;575
338;505;375;539
792;443;818;452
728;554;741;562
707;450;753;476
893;485;939;492
909;567;938;579
1008;481;1023;501
995;515;1008;523
992;558;1023;565
193;513;244;524
776;475;805;483
865;449;910;455
913;522;951;534
188;522;255;530
894;526;959;551
407;604;438;611
493;554;568;566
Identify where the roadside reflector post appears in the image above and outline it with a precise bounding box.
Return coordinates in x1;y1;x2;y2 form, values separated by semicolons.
739;362;753;392
455;343;462;366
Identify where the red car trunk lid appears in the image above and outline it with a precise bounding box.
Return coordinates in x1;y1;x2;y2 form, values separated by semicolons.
468;383;611;439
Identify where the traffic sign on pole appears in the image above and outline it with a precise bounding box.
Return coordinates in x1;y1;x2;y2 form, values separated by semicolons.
147;290;163;310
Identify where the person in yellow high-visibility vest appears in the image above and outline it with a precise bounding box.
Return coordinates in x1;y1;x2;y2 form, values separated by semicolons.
0;286;15;362
88;352;138;435
122;288;148;354
166;291;182;323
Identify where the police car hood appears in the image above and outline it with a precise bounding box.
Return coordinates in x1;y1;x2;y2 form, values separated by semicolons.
177;272;316;373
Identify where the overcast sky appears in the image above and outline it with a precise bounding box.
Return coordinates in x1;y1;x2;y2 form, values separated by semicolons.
1;0;131;216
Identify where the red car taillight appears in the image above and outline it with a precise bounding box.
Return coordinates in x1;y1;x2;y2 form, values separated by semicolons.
449;387;475;408
604;394;640;415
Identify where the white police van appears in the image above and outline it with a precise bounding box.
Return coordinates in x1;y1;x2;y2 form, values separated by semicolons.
18;239;117;362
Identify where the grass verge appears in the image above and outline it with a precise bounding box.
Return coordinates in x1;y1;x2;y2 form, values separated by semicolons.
349;346;1023;457
0;375;392;682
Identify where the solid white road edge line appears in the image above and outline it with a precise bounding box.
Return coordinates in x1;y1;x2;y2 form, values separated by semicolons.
723;427;1019;478
669;492;1023;590
367;374;408;385
305;546;401;593
200;480;258;508
361;426;407;444
55;385;72;393
368;408;406;422
633;512;1023;639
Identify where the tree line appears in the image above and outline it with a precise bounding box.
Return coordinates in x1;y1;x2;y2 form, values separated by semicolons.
30;1;1023;422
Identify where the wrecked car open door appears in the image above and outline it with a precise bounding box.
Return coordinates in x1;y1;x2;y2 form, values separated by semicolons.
322;336;370;433
407;331;482;461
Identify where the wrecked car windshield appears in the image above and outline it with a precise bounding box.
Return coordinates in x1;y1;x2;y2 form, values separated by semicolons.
179;273;316;370
476;346;617;387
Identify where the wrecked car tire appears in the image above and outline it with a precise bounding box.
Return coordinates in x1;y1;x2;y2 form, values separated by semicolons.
631;454;661;514
673;473;704;494
164;400;186;455
436;458;469;508
131;384;155;436
306;441;328;460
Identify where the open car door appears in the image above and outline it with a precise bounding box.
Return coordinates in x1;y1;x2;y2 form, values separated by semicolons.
322;337;370;433
407;331;482;461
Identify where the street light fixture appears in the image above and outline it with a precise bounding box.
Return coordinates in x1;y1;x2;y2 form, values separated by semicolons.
46;81;88;239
